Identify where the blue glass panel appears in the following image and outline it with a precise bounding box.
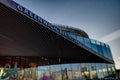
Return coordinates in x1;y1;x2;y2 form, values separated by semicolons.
84;38;91;48
102;43;108;58
50;65;62;80
96;41;101;45
106;47;113;60
96;41;103;55
72;64;82;79
38;66;51;80
77;36;84;44
106;45;109;54
50;65;61;71
69;32;77;40
90;39;98;52
100;42;104;55
101;43;105;57
61;64;72;80
61;64;72;70
64;31;70;36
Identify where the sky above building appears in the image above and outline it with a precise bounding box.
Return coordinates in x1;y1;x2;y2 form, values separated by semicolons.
13;0;120;69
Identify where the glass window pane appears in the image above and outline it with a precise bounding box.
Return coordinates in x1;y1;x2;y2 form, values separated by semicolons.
84;38;91;48
96;63;104;79
50;65;62;80
101;64;108;78
61;64;72;80
106;47;113;60
77;36;84;44
38;66;51;80
102;44;108;58
64;31;70;36
91;39;98;52
96;42;103;55
38;66;49;71
81;63;90;79
70;33;77;40
72;63;82;79
111;64;116;75
90;63;98;79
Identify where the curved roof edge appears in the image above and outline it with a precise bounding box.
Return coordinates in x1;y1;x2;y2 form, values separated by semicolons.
53;24;89;38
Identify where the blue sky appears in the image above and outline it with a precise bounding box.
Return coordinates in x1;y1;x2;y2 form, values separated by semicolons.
13;0;120;69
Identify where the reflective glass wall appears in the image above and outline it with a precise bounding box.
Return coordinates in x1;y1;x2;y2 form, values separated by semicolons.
63;30;113;60
0;63;116;80
37;63;117;80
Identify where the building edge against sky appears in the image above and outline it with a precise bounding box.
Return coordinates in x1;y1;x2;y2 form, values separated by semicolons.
0;0;118;80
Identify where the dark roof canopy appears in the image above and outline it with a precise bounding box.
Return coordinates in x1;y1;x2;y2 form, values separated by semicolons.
0;1;114;64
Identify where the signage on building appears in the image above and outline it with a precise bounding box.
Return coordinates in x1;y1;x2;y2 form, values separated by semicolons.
0;0;84;51
16;4;82;46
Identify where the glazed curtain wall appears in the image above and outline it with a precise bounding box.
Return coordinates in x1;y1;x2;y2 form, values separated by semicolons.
38;63;116;80
64;31;113;60
0;63;116;80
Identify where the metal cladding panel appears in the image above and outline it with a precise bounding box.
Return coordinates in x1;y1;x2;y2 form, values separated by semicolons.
0;0;114;64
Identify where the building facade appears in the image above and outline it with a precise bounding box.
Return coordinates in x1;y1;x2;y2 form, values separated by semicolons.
0;0;118;80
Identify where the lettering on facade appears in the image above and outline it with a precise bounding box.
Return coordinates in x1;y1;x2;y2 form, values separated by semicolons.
17;5;53;29
16;5;82;47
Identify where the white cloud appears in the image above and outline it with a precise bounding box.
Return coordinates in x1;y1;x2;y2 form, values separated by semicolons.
118;57;120;60
100;30;120;69
100;29;120;43
115;59;120;69
114;57;120;69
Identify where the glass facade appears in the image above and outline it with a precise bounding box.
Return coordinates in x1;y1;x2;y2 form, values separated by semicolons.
0;63;117;80
64;30;113;60
37;63;116;80
0;0;117;79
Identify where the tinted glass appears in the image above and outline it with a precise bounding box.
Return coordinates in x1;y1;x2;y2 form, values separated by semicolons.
72;64;82;79
61;64;72;80
96;41;103;55
50;65;62;80
84;38;91;48
90;63;98;79
69;32;77;39
77;36;85;44
96;63;104;78
91;39;98;52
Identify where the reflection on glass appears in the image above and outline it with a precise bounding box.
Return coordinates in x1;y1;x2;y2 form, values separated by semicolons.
37;63;116;80
70;32;77;40
38;66;50;80
50;65;61;80
107;47;113;59
84;38;91;48
96;63;104;79
15;68;38;80
61;64;72;80
64;31;70;36
72;64;82;79
90;63;98;79
91;39;98;53
97;42;103;55
81;63;90;79
102;44;108;58
107;64;115;77
77;36;84;44
111;64;116;75
63;30;113;60
102;64;108;78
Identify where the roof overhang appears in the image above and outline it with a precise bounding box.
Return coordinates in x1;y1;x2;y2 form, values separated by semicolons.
0;0;114;64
